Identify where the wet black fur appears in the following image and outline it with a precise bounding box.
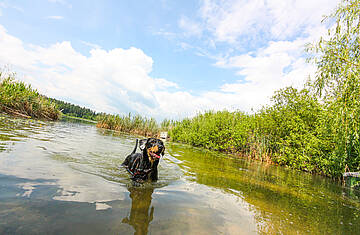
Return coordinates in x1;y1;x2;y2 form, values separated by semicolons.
122;138;165;182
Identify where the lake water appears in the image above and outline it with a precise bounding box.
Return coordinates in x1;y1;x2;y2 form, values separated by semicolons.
0;114;359;234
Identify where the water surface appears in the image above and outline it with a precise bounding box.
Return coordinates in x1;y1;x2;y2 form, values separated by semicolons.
0;114;359;234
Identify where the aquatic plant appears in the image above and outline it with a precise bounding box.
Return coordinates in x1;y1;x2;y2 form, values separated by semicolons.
0;71;60;120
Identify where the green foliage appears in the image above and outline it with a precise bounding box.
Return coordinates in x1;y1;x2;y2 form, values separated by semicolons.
0;72;60;120
170;110;251;152
307;0;360;176
170;89;332;174
256;88;334;174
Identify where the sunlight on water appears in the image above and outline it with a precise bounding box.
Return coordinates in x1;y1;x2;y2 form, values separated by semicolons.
0;114;360;234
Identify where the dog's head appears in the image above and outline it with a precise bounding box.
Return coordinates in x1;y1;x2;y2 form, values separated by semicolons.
139;138;165;164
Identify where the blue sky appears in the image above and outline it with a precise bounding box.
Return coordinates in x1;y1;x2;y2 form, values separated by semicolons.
0;0;340;120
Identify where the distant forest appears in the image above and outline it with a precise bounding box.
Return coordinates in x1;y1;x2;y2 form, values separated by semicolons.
50;98;99;121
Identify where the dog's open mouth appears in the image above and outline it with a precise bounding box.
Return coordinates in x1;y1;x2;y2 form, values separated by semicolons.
147;144;164;162
149;151;161;159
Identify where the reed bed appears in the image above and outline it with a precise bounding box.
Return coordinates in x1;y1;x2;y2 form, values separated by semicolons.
96;113;172;137
0;72;60;120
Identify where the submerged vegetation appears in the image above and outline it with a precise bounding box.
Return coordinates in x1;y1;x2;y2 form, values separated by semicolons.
171;0;360;178
0;72;60;120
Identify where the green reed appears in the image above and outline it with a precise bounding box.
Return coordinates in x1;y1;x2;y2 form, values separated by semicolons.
169;85;357;178
0;72;60;120
96;113;171;137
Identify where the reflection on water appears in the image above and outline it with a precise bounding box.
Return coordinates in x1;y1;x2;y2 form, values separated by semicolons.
1;113;360;234
0;174;133;234
122;185;155;235
168;143;360;234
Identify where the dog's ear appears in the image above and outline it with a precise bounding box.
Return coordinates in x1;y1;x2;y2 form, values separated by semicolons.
139;138;148;151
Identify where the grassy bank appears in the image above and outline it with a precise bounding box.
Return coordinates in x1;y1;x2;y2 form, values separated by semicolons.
96;113;172;137
0;72;60;120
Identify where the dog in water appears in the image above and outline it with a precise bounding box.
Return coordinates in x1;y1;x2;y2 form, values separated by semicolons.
122;138;165;182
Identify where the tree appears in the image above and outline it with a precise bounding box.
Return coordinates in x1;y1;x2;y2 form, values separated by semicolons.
307;0;360;174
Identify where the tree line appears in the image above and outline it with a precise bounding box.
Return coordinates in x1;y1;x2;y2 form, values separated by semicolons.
49;98;99;121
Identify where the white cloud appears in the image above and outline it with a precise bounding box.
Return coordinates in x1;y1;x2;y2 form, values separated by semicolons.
0;23;274;120
154;78;179;89
46;15;64;20
0;2;24;13
153;29;177;40
207;2;333;109
179;42;193;50
201;0;268;43
215;35;318;109
0;25;155;116
178;16;203;37
0;24;220;119
266;0;337;39
168;0;341;112
199;0;340;43
81;40;102;50
48;0;72;9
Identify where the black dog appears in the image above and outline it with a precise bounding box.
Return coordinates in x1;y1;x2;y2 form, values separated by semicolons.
122;138;165;182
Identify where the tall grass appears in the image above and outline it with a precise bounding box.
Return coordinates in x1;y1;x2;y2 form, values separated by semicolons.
0;72;60;120
96;113;171;137
170;87;356;178
170;110;251;152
